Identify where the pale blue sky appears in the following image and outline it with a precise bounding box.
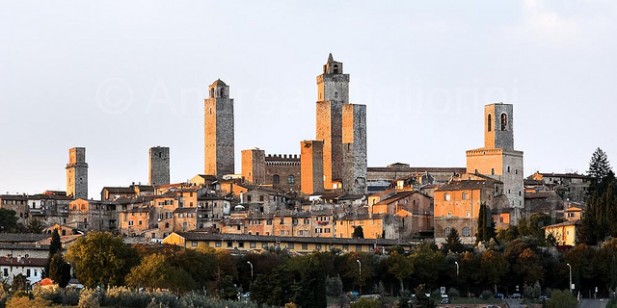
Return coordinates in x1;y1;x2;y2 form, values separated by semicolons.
1;1;616;195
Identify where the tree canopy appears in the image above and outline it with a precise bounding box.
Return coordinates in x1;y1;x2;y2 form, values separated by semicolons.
65;232;140;288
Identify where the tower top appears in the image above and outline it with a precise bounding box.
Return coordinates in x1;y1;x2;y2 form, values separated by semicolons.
323;53;343;74
208;79;230;98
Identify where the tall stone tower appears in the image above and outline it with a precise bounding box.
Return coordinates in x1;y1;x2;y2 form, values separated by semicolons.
300;140;324;195
315;53;367;193
149;146;170;186
204;79;235;177
241;148;266;185
466;103;524;223
342;104;367;194
66;147;88;199
316;53;349;189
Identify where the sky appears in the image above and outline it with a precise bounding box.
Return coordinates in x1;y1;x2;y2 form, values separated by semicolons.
1;0;616;196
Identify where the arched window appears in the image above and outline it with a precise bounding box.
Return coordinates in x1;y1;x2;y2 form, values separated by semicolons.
444;227;452;237
333;65;339;74
287;175;295;184
210;88;215;98
462;227;471;237
500;113;507;131
220;88;225;97
487;114;492;132
273;175;280;185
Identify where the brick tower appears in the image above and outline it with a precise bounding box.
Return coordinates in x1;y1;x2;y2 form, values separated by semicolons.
66;147;88;199
149;146;170;186
204;79;235;177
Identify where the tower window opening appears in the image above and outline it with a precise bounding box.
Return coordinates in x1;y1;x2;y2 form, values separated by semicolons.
210;88;215;98
219;88;224;97
334;91;338;98
500;113;508;131
333;65;339;74
487;114;492;132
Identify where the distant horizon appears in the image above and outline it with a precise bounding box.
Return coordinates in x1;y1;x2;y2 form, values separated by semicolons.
1;1;615;196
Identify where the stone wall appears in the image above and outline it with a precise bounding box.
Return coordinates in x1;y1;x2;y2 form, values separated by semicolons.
342;104;367;194
204;80;235;177
241;149;266;185
66;147;88;199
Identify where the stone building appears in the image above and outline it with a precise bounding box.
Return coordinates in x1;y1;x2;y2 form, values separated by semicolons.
204;79;235;177
149;146;170;186
241;148;266;185
66;147;88;200
466;103;524;224
433;177;509;244
300;140;324;195
0;195;29;225
315;54;367;194
68;199;117;232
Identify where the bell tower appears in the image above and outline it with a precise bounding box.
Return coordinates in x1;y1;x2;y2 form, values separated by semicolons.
484;103;514;150
317;53;349;103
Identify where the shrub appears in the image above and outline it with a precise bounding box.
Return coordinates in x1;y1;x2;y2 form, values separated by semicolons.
78;288;102;308
351;298;380;308
546;290;577;308
480;290;493;300
61;288;80;306
447;287;460;298
5;295;51;308
102;286;149;308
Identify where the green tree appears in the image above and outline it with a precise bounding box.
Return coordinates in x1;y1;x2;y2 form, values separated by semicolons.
12;273;28;292
26;219;44;233
588;148;612;184
126;253;195;292
49;253;72;287
0;208;18;232
288;255;327;308
352;226;364;239
45;229;62;277
546;289;577;308
446;228;464;253
409;242;444;288
387;251;413;293
476;203;495;243
65;232;139;288
480;250;509;292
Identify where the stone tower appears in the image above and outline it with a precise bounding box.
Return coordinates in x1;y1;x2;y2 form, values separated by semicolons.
342;104;367;194
300;140;324;195
315;54;367;193
484;103;514;150
466;103;524;223
149;146;170;186
241;148;266;185
316;53;349;189
204;79;235;177
66;147;88;199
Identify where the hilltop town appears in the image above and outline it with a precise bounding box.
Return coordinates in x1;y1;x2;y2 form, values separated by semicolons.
0;54;607;307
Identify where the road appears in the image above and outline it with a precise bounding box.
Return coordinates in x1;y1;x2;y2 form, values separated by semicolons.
578;299;608;308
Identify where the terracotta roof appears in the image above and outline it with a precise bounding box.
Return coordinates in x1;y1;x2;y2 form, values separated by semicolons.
368;166;466;173
172;232;403;246
538;173;591;180
0;257;47;267
378;191;415;205
437;179;501;191
0;233;49;243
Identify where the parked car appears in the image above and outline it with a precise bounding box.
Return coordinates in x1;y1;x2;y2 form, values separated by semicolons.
511;293;522;299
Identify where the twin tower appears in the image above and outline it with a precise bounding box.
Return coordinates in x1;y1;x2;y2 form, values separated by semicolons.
205;54;367;194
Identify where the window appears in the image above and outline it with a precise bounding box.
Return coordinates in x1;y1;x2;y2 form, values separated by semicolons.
500;113;508;130
507;166;511;173
273;175;280;185
250;242;256;248
444;227;451;237
462;192;469;200
287;175;295;184
262;243;268;248
487;114;492;131
259;195;264;202
287;243;294;249
239;242;244;248
26;269;31;277
462;227;471;237
226;241;232;248
491;168;495;175
3;269;7;277
192;241;198;247
444;193;451;201
467;211;471;217
447;212;452;218
215;241;221;247
302;243;308;250
355;245;362;252
316;244;322;250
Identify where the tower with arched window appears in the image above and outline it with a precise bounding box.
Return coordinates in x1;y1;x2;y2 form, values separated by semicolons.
204;79;235;176
466;103;524;224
